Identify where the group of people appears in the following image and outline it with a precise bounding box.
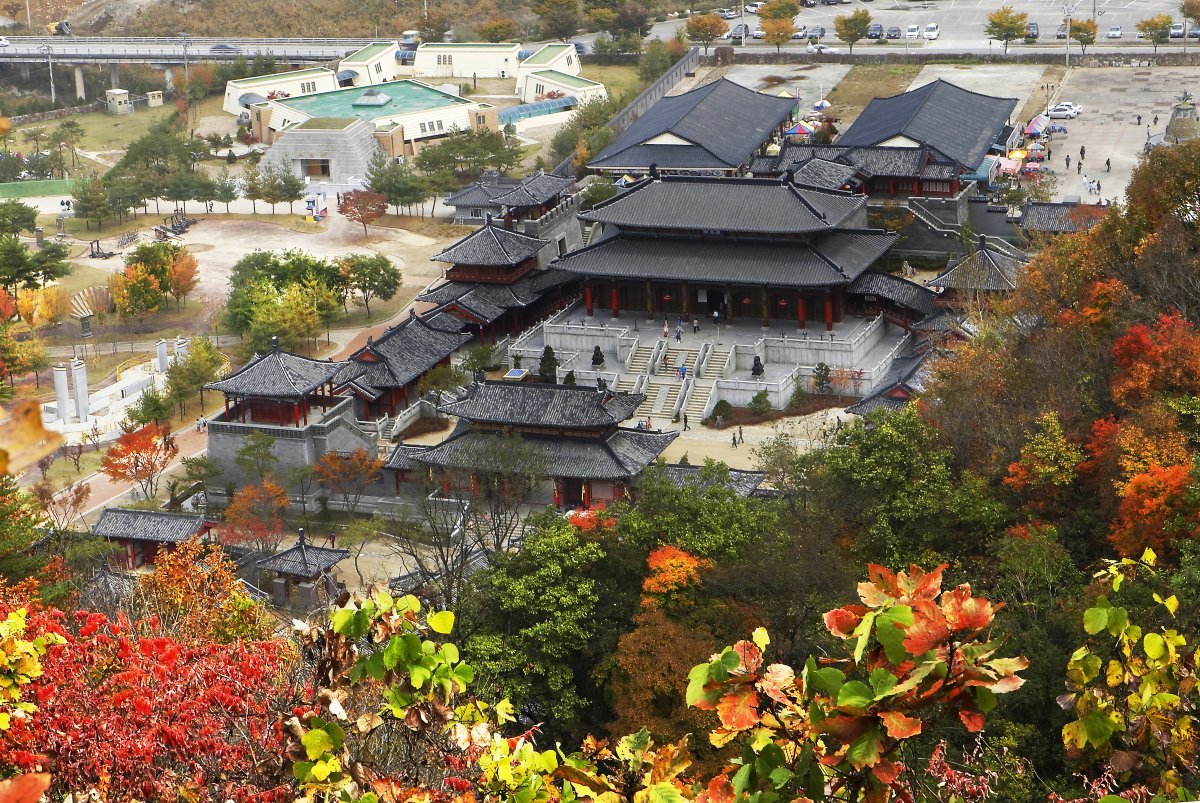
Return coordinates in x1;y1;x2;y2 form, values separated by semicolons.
194;416;208;432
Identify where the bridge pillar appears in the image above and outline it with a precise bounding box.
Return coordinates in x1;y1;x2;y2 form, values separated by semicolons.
20;65;30;80
164;66;174;90
73;65;86;100
109;63;119;89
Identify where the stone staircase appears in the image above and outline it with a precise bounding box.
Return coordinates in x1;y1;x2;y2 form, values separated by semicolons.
661;345;699;375
613;376;637;393
633;379;681;420
627;344;654;374
684;379;714;423
702;346;731;379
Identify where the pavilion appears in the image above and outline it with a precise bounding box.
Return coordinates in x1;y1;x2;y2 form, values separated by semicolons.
446;170;575;225
205;340;347;428
94;508;213;570
410;380;677;508
257;528;348;608
927;235;1028;308
555;174;899;331
417;218;577;342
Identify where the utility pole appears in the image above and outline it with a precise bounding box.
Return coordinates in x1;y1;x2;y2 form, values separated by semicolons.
23;0;30;29
178;32;191;85
39;44;55;105
1063;2;1076;67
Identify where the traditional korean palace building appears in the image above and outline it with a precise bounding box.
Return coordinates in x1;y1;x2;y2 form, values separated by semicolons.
927;235;1028;309
750;80;1018;199
445;170;574;225
416;218;577;343
554;174;901;330
589;78;796;176
408;381;677;508
94;508;213;570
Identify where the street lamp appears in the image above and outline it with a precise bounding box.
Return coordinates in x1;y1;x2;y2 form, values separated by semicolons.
38;44;55;105
1062;2;1077;66
178;32;191;85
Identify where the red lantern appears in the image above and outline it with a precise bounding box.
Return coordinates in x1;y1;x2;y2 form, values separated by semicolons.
777;298;788;307
663;294;672;301
743;297;752;304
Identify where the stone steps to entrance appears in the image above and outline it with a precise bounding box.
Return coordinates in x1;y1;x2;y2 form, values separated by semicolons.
685;379;714;421
702;348;730;380
627;345;653;374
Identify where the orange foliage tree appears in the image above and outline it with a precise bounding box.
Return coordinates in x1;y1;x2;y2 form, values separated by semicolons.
137;536;275;643
1111;311;1200;410
641;545;712;605
313;447;383;516
166;251;199;307
222;476;288;552
99;424;178;499
1108;462;1200;558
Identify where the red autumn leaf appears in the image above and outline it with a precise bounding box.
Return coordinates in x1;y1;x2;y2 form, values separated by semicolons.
878;710;923;739
866;565;900;599
734;640;763;673
958;706;985;732
901;612;951;655
716;685;760;730
757;663;795;704
824;605;866;639
0;773;51;803
940;586;995;631
871;758;904;785
698;775;736;803
897;563;947;601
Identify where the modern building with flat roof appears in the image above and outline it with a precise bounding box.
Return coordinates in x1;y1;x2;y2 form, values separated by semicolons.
338;41;402;86
411;42;522;78
519;69;606;104
222;68;339;117
250;79;498;156
515;43;582;96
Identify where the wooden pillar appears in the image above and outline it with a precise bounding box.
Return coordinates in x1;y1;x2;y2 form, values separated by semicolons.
584;283;594;316
442;474;450;496
645;279;654;320
611;282;619;319
471;475;479;497
224;397;229;417
760;286;769;328
582;480;591;508
725;285;734;324
681;281;690;318
798;293;806;329
825;290;833;332
402;385;409;408
834;287;844;324
552;479;561;507
294;401;300;427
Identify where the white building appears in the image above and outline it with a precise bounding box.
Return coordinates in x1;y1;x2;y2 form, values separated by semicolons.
519;70;607;104
411;42;522;79
338;41;402;86
515;43;581;96
223;68;339;116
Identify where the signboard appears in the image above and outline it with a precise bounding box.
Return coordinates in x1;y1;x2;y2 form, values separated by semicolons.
79;314;94;340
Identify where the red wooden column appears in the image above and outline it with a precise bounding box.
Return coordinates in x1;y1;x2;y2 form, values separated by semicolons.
585;283;594;316
834;287;844;324
471;475;479;496
797;293;806;329
825;291;833;332
442;474;451;496
611;282;619;319
553;479;561;507
582;480;591;509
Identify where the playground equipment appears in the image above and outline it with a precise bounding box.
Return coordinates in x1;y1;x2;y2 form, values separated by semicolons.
88;240;117;259
304;192;328;222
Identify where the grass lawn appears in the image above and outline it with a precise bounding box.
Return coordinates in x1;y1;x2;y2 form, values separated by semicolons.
39;212;148;242
41;449;104;487
335;286;420;329
826;64;922;126
12;105;178;154
582;64;645;104
54;262;110;298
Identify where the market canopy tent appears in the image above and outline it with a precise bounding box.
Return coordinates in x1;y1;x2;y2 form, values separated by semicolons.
1024;114;1050;137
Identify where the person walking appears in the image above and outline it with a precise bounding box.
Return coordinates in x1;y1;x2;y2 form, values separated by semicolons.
1048;147;1052;160
1105;158;1111;172
1137;113;1142;126
1154;114;1159;126
1077;161;1083;175
1065;154;1071;169
195;417;201;432
713;308;720;326
647;416;653;429
675;325;682;342
738;426;744;444
1079;145;1086;161
662;321;669;338
692;318;699;334
732;432;738;449
1096;180;1101;194
200;416;207;432
683;413;690;430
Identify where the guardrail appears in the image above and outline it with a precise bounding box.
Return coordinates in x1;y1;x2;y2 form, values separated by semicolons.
1;36;378;45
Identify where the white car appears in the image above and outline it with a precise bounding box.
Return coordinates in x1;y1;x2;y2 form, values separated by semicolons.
807;42;842;53
1046;104;1079;119
752;25;765;37
1106;25;1122;38
792;24;808;38
744;2;766;12
923;22;940;39
905;24;920;38
0;37;8;47
1053;101;1084;114
717;8;740;19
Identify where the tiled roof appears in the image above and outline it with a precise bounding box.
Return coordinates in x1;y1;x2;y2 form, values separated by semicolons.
838;79;1017;169
590;78;795;170
590;144;734;171
412;428;677;479
847;271;937;317
844;352;934;415
662;464;766;497
912;310;978;338
439;380;643;428
257;534;348;578
551;230;895;288
432;220;548;266
791;158;863;191
580;176;863;234
206;346;347;399
845;395;908;416
93;508;207;544
1020;199;1109;234
929;237;1027;292
445;171;572;209
750;143;958;180
384;443;430;470
335;314;471;397
416;268;574;324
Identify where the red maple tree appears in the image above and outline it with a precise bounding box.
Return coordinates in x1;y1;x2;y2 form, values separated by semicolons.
100;424;178;500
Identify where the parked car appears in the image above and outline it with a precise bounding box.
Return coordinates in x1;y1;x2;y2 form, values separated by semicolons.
1046;104;1079;119
752;25;766;37
800;0;817;7
744;1;766;11
715;8;740;19
924;22;940;39
720;22;752;37
792;24;808;38
0;37;8;47
808;42;842;53
1055;101;1083;114
868;22;884;38
886;26;901;38
905;23;920;38
1106;25;1122;38
810;25;826;37
1026;21;1039;39
1056;24;1067;38
1171;22;1185;37
1190;26;1200;37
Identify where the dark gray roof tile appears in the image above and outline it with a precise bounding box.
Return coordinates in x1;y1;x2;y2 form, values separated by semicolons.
929;238;1027;292
433;220;548;266
847;271;936;317
206;348;347;399
1020;199;1109;233
439;381;643;428
336;314;472;392
257;536;348;578
94;508;208;544
662;464;766;497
